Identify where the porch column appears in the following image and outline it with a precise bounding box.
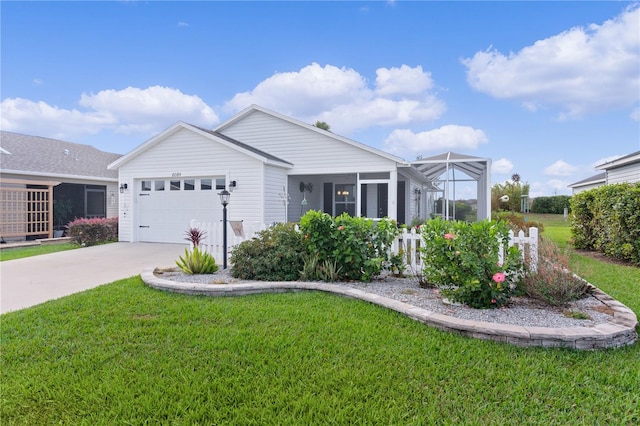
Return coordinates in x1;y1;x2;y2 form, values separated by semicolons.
388;169;397;221
356;173;362;217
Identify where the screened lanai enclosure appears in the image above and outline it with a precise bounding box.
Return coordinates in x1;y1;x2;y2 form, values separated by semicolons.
411;152;491;222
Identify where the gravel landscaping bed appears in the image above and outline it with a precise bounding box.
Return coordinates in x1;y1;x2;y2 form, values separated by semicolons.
157;268;614;329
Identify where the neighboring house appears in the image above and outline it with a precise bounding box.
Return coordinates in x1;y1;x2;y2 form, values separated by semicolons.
0;131;121;241
109;105;492;244
568;172;606;194
568;150;640;194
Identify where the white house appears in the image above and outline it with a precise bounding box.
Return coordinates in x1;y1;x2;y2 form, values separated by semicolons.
109;105;490;244
568;150;640;194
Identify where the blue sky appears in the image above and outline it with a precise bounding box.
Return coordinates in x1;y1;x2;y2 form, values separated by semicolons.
2;1;639;197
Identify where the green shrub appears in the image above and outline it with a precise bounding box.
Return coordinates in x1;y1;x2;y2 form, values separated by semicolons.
570;183;640;266
420;218;524;309
299;211;399;282
66;217;118;246
176;246;219;275
523;238;588;306
531;195;571;214
300;253;341;282
230;223;305;281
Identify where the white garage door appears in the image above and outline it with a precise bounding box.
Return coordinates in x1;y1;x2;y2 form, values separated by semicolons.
136;177;225;243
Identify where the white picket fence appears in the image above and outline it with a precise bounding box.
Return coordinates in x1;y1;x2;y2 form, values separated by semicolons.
188;219;266;263
191;219;539;272
393;227;539;272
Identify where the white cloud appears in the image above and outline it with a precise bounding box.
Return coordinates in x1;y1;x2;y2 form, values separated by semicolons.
530;180;572;198
375;65;434;96
631;107;640;121
463;5;640;119
383;125;488;156
224;62;445;134
178;21;189;28
1;86;219;140
543;160;578;177
491;158;514;174
32;78;43;86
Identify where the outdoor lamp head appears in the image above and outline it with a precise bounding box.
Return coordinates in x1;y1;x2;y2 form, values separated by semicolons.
500;195;510;202
219;189;231;206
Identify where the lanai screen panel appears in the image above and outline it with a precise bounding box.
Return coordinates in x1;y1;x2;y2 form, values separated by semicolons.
411;152;491;221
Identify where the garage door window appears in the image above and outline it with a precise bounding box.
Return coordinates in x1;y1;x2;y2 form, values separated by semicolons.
155;180;165;191
216;178;225;190
201;179;212;190
141;181;151;191
170;180;181;191
184;179;195;191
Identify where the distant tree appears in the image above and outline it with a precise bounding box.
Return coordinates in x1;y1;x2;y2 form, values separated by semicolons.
491;178;530;213
314;121;331;131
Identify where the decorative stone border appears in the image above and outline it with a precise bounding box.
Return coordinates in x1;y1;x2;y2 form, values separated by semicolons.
141;268;638;350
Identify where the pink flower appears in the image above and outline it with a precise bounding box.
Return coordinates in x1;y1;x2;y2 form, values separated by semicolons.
338;226;344;231
491;299;497;304
455;251;460;256
444;233;455;240
492;272;506;283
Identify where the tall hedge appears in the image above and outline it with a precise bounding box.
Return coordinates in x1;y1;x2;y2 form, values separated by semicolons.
531;195;571;214
570;183;640;266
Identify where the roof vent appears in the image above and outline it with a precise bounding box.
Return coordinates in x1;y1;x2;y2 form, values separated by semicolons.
64;149;70;155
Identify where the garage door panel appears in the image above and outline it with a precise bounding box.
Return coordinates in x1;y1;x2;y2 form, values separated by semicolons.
136;177;222;243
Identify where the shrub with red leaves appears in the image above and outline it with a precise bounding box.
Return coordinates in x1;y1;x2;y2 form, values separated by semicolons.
67;217;118;246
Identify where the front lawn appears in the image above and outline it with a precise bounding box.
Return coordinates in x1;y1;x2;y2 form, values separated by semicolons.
0;242;80;261
2;214;638;424
1;276;638;425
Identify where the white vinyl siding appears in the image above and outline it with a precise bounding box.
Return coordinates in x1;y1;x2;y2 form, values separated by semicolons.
606;163;640;185
221;110;398;175
116;128;265;242
263;165;287;224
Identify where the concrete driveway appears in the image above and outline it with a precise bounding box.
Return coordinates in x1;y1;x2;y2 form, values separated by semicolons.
0;242;186;314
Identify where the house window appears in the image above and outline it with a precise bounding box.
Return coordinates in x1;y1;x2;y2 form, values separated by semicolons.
335;184;356;216
86;188;106;218
184;179;195;191
155;180;165;191
201;179;212;190
170;180;181;191
215;178;225;190
141;181;151;191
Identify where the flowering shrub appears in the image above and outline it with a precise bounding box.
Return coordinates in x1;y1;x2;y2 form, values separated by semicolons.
420;218;524;308
67;217;118;246
299;210;399;281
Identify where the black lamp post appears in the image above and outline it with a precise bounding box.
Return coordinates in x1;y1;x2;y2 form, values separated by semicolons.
219;189;231;269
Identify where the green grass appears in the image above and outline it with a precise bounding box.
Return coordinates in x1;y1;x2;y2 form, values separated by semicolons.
2;277;639;425
529;213;640;313
0;242;80;261
1;215;639;424
525;213;572;248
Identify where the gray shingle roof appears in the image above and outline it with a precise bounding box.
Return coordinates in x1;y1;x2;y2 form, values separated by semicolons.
0;131;122;180
568;172;606;188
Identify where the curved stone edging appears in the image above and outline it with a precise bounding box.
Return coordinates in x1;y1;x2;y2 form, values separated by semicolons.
141;268;638;350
